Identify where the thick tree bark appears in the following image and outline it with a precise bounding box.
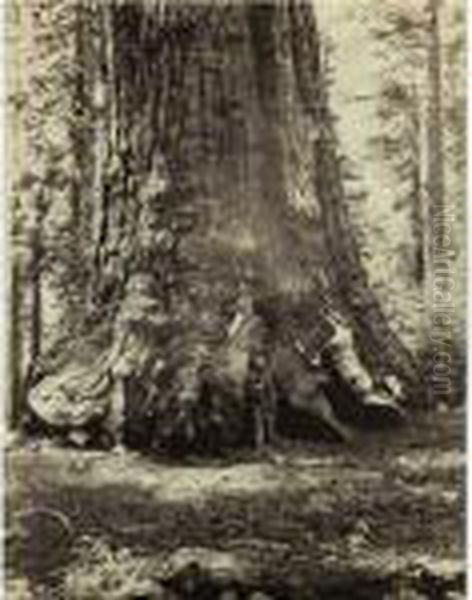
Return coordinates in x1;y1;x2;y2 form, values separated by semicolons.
285;0;418;386
131;1;414;379
27;0;416;446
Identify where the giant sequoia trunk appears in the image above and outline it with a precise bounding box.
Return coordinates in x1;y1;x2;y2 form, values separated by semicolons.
28;0;417;450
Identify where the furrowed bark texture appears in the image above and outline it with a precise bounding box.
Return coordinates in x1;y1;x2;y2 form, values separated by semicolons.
25;0;417;445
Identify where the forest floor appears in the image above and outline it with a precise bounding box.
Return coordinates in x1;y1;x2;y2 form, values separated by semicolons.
5;408;465;599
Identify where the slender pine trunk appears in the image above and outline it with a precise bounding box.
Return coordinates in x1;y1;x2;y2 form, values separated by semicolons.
423;0;446;404
9;258;24;426
28;199;43;386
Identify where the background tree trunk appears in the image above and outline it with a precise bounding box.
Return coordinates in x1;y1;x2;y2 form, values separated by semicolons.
423;0;446;403
9;258;24;426
28;191;44;380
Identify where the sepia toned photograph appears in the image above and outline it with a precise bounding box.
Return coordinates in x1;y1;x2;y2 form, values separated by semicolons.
4;0;467;598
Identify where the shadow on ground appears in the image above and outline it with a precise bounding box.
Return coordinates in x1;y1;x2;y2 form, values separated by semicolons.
6;410;465;599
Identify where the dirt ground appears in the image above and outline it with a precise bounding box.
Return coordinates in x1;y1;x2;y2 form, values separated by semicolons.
5;409;465;599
